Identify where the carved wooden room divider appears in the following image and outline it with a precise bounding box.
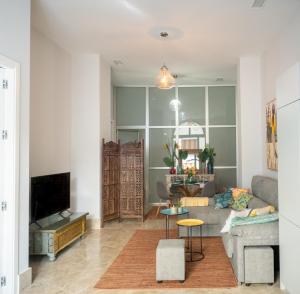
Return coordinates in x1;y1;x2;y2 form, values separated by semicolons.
101;140;120;227
119;141;144;221
101;139;144;227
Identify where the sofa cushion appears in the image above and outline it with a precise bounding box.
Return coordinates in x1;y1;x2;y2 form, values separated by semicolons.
251;176;278;208
247;196;269;209
184;205;231;225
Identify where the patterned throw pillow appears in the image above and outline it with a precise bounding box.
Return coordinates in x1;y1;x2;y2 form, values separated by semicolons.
231;193;253;211
231;188;250;200
214;190;233;209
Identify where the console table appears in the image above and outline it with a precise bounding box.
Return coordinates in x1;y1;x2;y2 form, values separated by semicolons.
165;174;215;190
29;212;88;261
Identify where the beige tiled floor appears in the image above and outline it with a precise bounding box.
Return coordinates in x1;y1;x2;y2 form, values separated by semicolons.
23;218;283;294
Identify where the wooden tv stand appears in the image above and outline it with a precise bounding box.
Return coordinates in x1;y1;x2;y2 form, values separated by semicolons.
30;212;88;261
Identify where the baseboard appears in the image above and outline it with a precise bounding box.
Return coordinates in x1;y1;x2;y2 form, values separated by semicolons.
18;267;32;292
87;217;101;230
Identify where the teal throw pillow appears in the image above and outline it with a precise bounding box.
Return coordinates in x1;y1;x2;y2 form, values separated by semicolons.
214;190;233;209
231;193;253;211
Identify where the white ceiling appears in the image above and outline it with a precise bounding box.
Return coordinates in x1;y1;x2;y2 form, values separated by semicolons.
31;0;300;86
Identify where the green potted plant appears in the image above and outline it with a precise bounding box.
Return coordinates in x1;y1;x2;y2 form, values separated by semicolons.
163;142;178;174
177;149;188;175
198;148;208;173
206;146;216;174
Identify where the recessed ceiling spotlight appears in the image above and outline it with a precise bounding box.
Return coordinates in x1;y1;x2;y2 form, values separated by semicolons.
252;0;266;8
160;32;169;38
113;60;123;66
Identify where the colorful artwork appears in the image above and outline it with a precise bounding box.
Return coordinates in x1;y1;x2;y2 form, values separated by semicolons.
266;100;278;170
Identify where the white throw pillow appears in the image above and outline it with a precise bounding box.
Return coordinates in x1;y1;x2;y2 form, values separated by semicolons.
221;209;251;233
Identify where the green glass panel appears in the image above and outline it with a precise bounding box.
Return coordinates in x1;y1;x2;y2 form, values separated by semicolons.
208;86;236;125
116;87;146;126
178;87;206;125
214;168;237;191
209;127;236;166
149;87;176;126
149;169;168;203
118;129;145;144
149;128;175;167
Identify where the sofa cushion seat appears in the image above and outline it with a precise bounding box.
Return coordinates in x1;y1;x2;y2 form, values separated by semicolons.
183;205;231;225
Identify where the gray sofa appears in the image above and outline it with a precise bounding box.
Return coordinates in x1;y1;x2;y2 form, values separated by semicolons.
178;175;279;284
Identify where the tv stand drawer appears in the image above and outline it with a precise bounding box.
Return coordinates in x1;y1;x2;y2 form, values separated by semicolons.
30;212;88;261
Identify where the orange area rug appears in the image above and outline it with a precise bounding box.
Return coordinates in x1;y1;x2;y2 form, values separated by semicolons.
95;229;237;289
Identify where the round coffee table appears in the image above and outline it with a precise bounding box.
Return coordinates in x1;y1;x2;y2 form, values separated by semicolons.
176;218;205;262
160;208;189;239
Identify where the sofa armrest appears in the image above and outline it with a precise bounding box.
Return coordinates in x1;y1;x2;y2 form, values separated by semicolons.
230;221;279;240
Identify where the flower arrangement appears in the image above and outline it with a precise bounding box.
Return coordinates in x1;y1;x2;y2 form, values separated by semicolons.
185;166;196;180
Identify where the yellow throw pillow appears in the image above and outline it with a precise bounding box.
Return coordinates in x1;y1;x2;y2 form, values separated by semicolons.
250;206;275;217
231;188;250;200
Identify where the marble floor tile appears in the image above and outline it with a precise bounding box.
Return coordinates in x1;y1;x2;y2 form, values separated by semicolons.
22;218;283;294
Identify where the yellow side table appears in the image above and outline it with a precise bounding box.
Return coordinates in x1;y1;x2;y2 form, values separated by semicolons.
176;218;205;262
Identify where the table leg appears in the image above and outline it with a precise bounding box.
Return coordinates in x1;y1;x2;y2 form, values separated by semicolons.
190;227;193;262
200;225;203;255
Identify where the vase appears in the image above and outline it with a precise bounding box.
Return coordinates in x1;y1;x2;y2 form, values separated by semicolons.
178;207;183;213
207;161;214;174
176;164;183;175
169;167;176;174
170;206;177;214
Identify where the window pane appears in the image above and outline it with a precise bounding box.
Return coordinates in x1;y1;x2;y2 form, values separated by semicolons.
149;128;175;167
208;86;236;125
214;168;237;191
149;169;168;203
118;129;145;144
209;127;236;166
178;87;206;125
149;87;176;126
116;87;146;126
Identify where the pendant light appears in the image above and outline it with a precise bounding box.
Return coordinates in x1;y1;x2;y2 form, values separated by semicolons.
156;65;175;89
156;31;176;89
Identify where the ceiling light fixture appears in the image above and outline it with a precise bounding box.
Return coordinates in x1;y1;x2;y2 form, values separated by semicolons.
156;31;175;89
252;0;266;8
156;65;176;89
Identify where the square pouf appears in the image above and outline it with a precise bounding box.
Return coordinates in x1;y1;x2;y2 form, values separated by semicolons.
244;246;274;285
156;239;185;282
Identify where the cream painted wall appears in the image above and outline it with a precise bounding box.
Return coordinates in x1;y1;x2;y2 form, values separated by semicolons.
70;54;101;219
0;0;31;275
237;56;264;189
30;28;71;177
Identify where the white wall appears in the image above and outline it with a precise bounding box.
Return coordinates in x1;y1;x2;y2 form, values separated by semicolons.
261;12;300;294
30;28;71;177
262;12;300;179
0;0;31;277
100;57;112;141
237;56;264;188
70;54;101;219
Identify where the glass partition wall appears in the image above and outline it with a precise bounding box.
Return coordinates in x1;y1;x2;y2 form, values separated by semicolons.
115;85;237;206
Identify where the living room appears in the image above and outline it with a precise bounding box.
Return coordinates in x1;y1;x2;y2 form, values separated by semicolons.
1;0;300;294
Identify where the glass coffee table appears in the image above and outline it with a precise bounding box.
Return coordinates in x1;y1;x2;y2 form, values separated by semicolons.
160;208;189;239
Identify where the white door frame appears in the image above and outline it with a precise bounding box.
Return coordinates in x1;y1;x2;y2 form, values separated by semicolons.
0;54;20;294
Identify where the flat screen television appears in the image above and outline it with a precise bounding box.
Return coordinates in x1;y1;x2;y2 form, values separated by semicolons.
31;172;70;223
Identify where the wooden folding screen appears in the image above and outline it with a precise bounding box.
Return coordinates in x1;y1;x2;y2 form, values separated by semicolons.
101;139;144;227
101;140;120;227
120;141;144;221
